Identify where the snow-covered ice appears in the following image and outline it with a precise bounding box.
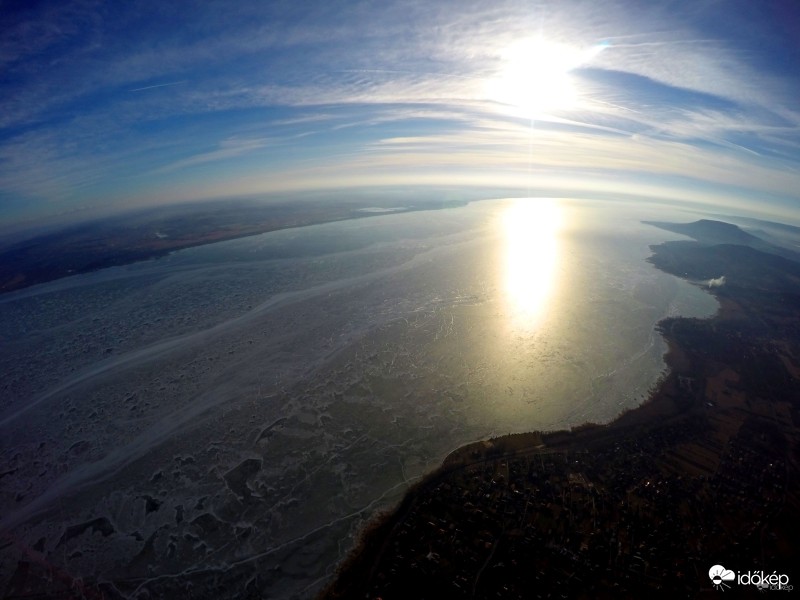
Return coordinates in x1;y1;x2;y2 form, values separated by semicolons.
0;198;717;598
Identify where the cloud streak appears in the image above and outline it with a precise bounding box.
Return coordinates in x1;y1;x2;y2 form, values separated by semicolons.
0;0;798;225
155;137;272;173
129;80;188;93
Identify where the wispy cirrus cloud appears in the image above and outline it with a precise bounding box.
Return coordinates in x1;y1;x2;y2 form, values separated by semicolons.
0;0;799;224
129;80;188;93
155;137;273;174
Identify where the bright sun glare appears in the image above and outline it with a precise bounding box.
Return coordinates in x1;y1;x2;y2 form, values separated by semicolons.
503;198;563;330
487;38;606;119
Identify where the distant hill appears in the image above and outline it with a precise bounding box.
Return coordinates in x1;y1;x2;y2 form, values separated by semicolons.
643;219;800;263
713;215;800;254
711;214;800;239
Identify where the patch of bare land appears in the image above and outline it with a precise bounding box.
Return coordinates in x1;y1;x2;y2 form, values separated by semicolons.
0;197;466;294
321;222;800;599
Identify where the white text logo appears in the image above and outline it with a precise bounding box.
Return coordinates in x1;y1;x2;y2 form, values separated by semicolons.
709;565;792;592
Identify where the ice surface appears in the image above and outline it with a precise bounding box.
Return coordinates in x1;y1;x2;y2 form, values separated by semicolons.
0;199;717;598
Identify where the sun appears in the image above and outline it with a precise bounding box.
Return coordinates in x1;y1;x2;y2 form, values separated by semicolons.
486;37;606;119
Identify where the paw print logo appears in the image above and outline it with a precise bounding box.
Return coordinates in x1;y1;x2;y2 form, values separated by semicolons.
709;565;735;591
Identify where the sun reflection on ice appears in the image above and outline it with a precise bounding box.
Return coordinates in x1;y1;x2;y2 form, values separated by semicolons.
502;198;563;331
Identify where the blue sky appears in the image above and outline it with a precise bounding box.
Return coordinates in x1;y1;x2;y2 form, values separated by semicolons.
1;0;799;227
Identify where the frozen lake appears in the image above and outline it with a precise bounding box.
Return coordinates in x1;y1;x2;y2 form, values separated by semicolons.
0;197;718;598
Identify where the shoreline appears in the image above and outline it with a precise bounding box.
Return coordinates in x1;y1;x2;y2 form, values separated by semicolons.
323;324;694;592
0;198;469;296
320;235;800;598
